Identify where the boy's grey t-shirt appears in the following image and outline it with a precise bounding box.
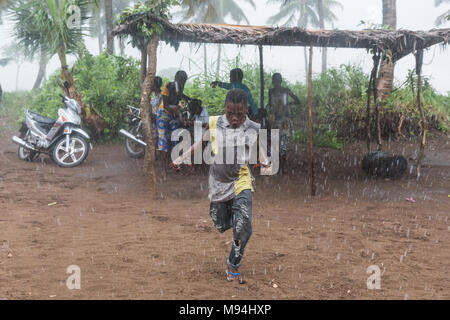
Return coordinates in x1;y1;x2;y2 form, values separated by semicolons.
208;115;261;202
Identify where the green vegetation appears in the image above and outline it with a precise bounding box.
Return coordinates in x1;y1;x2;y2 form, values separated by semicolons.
1;58;449;147
1;52;141;140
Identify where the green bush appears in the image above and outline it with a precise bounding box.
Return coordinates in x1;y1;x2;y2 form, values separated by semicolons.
293;130;343;150
3;55;448;145
21;52;142;140
72;52;141;138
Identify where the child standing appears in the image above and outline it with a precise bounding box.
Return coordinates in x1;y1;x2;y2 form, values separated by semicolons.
268;73;301;174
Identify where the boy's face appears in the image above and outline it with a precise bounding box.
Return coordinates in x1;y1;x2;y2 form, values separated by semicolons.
225;102;247;128
177;78;186;87
272;75;282;87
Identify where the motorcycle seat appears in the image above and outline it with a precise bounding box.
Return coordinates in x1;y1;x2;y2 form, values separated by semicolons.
28;111;56;125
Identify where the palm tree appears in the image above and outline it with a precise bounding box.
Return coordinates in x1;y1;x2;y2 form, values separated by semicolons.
179;0;256;78
32;50;49;89
10;0;105;135
267;0;342;75
0;0;11;98
0;0;9;24
434;0;450;26
267;0;318;82
376;0;396;101
105;0;114;54
87;1;106;54
88;1;134;55
316;0;342;72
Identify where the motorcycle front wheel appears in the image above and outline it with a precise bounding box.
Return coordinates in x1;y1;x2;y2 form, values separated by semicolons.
125;124;145;159
52;134;89;168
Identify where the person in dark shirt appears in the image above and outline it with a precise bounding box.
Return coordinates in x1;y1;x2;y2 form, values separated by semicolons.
211;68;258;119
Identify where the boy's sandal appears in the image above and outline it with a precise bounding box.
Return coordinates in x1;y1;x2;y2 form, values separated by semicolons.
226;269;245;284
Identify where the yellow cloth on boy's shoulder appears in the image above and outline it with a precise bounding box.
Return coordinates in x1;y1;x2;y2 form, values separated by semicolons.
209;115;219;155
208;115;253;196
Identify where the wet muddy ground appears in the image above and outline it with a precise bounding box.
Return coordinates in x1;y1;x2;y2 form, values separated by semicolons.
0;116;449;299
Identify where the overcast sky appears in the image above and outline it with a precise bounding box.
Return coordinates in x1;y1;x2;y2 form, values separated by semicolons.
0;0;449;93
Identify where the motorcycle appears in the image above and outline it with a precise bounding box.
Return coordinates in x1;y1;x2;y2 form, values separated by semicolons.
120;105;147;159
11;92;91;168
119;100;196;159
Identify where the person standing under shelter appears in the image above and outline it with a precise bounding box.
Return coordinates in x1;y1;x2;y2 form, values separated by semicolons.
268;73;301;174
211;68;258;120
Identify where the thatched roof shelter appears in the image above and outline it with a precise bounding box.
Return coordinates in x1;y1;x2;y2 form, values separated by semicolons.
112;11;449;195
113;12;450;61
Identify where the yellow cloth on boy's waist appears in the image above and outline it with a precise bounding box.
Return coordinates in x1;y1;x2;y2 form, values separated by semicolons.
235;166;254;195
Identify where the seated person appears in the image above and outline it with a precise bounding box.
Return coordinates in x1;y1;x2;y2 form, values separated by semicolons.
211;68;258;119
186;99;209;131
156;70;191;178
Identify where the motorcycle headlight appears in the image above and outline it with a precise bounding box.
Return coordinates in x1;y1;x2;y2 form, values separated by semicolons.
65;99;80;114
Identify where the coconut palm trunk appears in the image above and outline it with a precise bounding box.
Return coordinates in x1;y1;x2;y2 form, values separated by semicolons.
377;0;397;101
203;44;207;81
216;44;222;78
317;0;327;73
15;63;21;91
32;52;47;89
140;35;159;193
97;4;104;54
105;0;114;54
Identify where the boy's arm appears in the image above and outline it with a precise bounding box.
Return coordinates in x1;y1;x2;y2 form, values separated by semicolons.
288;88;301;105
171;124;210;167
182;93;191;101
247;91;258;117
256;133;274;175
286;88;300;116
218;82;232;90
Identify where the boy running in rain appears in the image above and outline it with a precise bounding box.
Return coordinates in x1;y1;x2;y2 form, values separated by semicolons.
171;89;273;284
211;68;259;120
268;73;300;174
157;71;191;178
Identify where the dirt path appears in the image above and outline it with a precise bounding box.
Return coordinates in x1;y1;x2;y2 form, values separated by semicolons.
0;120;449;300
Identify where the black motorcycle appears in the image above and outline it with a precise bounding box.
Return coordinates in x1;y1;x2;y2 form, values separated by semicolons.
120;105;147;158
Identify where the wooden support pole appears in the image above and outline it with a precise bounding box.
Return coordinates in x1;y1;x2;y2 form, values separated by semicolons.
258;44;265;124
415;49;426;179
366;66;374;152
307;44;315;196
372;53;382;151
140;35;159;194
